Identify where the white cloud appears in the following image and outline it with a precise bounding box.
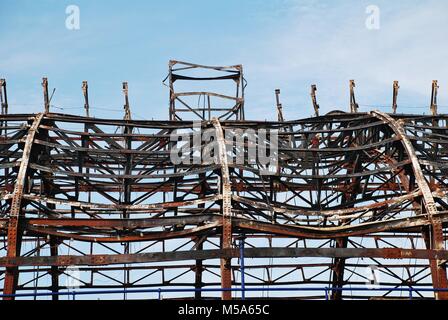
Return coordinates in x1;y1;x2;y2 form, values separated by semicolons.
240;0;448;116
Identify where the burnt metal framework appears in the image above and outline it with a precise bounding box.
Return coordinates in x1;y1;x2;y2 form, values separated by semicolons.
0;62;448;300
0;111;447;300
165;60;245;121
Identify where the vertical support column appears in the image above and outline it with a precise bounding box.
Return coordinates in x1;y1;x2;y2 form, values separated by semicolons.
0;79;8;138
331;151;361;300
194;171;207;299
239;236;246;300
392;81;399;114
212;118;233;300
40;120;59;299
194;237;204;299
349;80;359;113
49;237;59;300
122;82;131;120
121;82;132;295
330;238;348;300
429;81;439;186
1;78;8;115
122;130;132;214
42;78;50;113
168;60;176;121
275;89;284;122
4;113;44;300
82;81;90;117
121;86;133;216
430;80;439;116
236;64;245;120
428;219;448;299
310;84;319;117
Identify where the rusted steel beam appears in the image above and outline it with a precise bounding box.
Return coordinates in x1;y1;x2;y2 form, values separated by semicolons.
2;247;448;267
392;81;399;114
331;148;362;300
41;121;60;300
0;79;8;115
1;212;447;240
212;118;233;300
349;80;359;113
42;78;50;113
275;89;285;122
310;84;319;117
330;237;347;300
122;82;131;120
4;113;44;299
20;193;221;210
82;81;89;117
23;214;220;228
233;190;422;218
49;237;59;301
26;221;221;242
430;80;439;116
193;236;205;299
234;212;448;238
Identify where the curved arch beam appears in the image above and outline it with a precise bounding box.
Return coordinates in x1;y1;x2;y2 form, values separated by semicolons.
4;113;44;299
370;111;436;215
370;110;448;299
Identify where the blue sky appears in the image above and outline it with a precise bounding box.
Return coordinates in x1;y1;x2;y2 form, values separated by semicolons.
1;0;448;120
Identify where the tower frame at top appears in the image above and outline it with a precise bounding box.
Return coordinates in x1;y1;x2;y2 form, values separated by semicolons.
166;60;245;121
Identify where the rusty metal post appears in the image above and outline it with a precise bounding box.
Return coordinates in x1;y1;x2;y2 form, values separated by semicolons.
0;79;8;115
194;237;204;299
237;64;245;120
168;60;176;120
331;237;348;300
349;80;359;113
4;113;45;300
0;79;8;138
310;84;319;117
392;81;399;114
49;237;59;300
82;81;90;117
212;118;233;300
42;78;50;113
430;80;439;116
123;82;131;120
275;89;284;122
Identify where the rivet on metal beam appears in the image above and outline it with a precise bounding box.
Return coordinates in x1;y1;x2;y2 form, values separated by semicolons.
275;89;284;122
42;77;50;113
82;81;90;117
431;80;439;116
122;82;131;120
392;81;399;114
310;84;319;117
349;80;359;113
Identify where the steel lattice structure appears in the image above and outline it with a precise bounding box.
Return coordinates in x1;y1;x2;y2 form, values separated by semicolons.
0;64;448;300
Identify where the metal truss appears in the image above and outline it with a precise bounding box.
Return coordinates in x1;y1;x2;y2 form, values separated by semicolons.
0;66;447;300
164;60;245;121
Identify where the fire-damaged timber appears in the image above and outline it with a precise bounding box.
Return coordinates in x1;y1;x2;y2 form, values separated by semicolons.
0;62;448;300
